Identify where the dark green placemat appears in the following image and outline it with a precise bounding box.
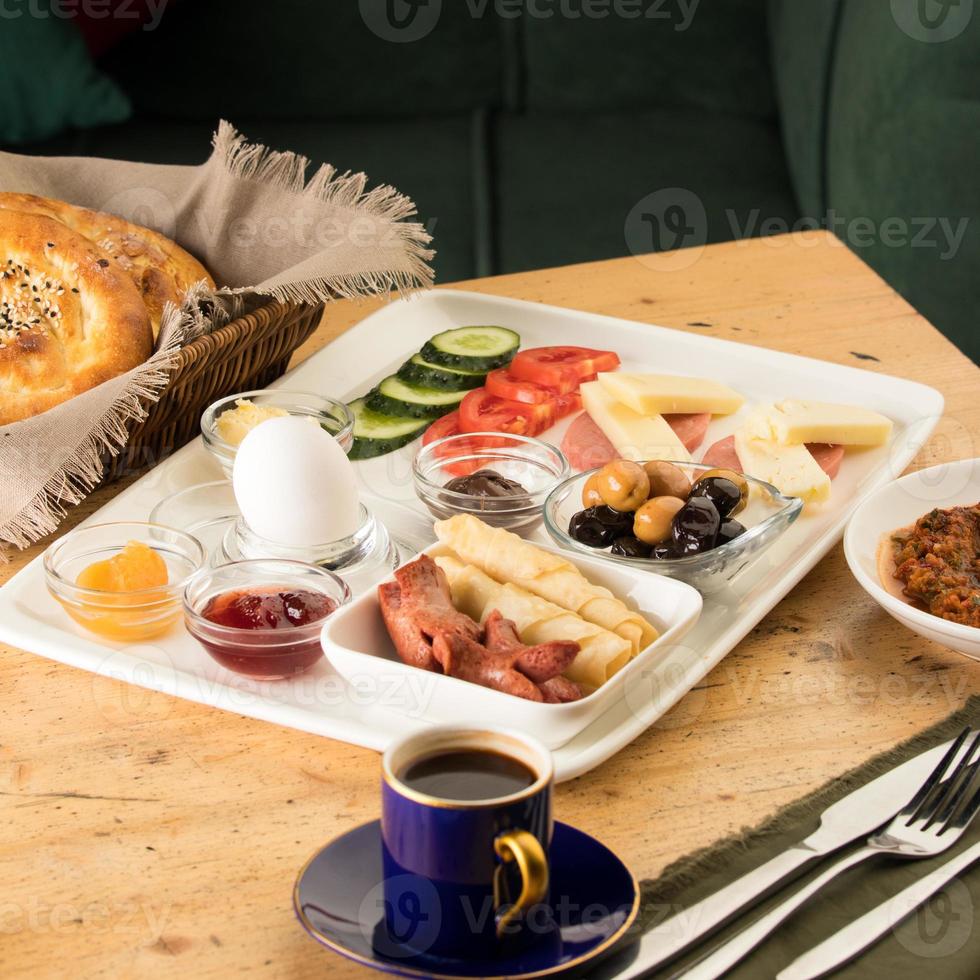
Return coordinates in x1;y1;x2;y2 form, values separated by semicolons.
597;696;980;979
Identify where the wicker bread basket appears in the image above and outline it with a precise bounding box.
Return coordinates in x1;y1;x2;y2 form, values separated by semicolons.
102;299;324;483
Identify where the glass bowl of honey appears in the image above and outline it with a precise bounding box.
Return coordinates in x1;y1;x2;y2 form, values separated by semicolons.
183;559;351;679
44;522;207;641
201;390;355;476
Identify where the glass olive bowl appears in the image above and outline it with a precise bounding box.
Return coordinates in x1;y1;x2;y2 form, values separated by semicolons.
543;462;803;593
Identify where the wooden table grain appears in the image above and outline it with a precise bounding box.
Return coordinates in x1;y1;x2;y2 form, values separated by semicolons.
2;231;977;978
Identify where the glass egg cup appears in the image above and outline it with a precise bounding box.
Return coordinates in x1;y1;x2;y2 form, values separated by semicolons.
544;462;803;593
149;482;399;596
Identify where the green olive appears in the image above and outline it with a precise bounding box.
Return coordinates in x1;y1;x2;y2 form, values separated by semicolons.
596;460;651;512
582;473;604;508
634;496;687;545
643;460;693;500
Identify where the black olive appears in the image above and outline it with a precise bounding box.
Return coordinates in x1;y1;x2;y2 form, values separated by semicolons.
689;476;742;519
650;542;681;560
568;508;618;548
717;517;747;546
671;497;720;554
591;505;635;536
611;535;653;559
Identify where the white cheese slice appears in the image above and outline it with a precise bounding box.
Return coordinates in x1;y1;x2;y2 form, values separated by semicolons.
596;372;744;416
581;381;692;463
734;428;831;504
754;399;892;447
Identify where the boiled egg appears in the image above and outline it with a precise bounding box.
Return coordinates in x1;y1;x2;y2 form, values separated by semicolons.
233;416;360;545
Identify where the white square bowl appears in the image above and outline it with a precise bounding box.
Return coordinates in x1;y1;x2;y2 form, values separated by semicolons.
320;540;703;749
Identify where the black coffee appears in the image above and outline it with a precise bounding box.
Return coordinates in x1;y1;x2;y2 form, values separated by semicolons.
399;749;536;802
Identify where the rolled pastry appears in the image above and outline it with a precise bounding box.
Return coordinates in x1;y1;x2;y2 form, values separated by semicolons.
435;555;632;689
433;515;657;653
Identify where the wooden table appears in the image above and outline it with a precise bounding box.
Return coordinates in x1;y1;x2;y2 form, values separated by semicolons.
2;231;977;978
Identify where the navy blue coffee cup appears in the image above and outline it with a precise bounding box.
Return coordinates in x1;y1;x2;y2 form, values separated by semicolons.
380;727;553;960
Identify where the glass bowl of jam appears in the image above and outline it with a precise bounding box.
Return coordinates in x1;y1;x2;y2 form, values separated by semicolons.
413;432;570;532
183;559;351;679
201;389;355;475
44;522;207;641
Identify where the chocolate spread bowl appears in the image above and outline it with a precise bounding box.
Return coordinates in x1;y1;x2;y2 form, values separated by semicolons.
844;457;980;661
413;432;570;532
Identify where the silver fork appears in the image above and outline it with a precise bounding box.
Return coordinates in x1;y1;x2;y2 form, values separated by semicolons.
675;727;980;980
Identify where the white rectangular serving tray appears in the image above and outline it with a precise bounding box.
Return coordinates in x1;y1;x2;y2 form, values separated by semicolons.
0;290;944;782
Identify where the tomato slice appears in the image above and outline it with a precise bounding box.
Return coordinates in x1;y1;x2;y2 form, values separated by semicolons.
510;347;621;388
485;367;570;404
422;411;508;475
459;388;551;436
422;411;462;446
423;411;512;453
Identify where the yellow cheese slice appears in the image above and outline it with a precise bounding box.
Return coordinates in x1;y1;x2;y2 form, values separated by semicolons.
580;381;692;463
596;372;743;416
753;399;892;447
734;428;831;504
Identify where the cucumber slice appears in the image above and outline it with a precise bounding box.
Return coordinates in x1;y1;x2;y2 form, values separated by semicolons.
366;376;467;420
397;353;486;391
420;325;520;371
348;397;429;460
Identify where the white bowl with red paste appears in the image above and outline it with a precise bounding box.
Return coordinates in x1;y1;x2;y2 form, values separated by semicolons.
844;458;980;661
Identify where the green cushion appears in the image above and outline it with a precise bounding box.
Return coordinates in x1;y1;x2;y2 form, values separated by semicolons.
494;109;799;273
827;2;980;362
0;11;130;144
71;116;481;284
766;0;843;215
522;0;775;119
101;0;504;121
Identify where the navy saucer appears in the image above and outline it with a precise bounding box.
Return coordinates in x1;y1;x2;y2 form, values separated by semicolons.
293;820;639;979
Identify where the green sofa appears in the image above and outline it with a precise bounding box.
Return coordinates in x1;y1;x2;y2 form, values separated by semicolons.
13;0;979;361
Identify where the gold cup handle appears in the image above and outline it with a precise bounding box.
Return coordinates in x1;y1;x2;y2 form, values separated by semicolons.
493;829;549;937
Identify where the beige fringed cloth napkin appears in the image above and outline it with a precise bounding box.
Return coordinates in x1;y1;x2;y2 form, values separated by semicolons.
0;121;434;556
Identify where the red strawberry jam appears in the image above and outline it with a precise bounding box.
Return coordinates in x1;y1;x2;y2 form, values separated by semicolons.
203;588;336;630
198;588;337;678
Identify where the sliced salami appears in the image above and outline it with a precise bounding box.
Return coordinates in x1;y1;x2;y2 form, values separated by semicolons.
805;443;845;480
665;412;711;453
561;412;617;471
701;435;741;472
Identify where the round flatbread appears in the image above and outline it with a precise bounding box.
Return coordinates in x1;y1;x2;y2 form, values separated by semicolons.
0;209;153;424
0;192;213;338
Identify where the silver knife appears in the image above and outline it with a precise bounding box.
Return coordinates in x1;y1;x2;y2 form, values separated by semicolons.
776;838;980;979
600;738;955;980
